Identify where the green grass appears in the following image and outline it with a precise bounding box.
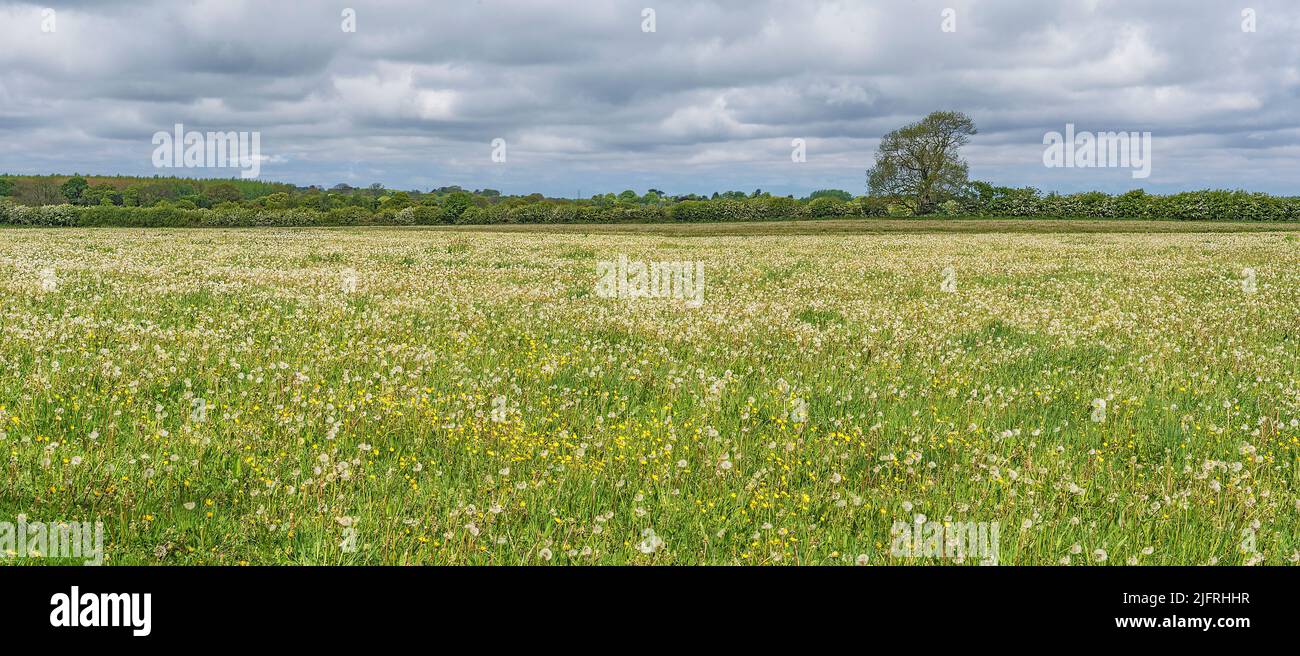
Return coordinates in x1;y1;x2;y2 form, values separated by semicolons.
0;221;1297;565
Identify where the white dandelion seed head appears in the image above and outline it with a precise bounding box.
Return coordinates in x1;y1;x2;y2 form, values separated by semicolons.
637;528;665;554
1090;398;1107;423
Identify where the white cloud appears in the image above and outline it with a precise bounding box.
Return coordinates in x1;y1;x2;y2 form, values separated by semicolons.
332;70;458;121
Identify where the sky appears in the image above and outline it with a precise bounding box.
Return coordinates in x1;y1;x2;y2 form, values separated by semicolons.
1;0;1298;197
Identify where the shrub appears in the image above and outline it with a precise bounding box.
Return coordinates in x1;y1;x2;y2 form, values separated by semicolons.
886;203;914;218
807;197;855;218
670;200;712;223
405;205;446;225
1113;190;1150;219
207;207;257;227
507;203;552;224
6;188;1300;226
761;196;803;220
393;207;418;225
326;206;372;226
458;205;508;225
612;205;669;223
548;205;578;224
29;204;81;226
856;196;889;217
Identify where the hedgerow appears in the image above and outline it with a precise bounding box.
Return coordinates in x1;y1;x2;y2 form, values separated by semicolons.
3;188;1299;227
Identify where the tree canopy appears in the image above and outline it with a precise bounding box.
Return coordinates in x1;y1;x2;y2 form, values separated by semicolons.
867;111;976;214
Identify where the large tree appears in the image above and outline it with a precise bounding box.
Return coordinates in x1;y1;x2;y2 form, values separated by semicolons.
205;182;244;204
60;175;88;204
27;180;65;205
867;111;976;214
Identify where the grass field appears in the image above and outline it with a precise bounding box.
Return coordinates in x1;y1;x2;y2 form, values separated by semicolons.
432;217;1300;236
2;220;1298;565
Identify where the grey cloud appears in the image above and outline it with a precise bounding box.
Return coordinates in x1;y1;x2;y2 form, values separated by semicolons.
0;0;1298;195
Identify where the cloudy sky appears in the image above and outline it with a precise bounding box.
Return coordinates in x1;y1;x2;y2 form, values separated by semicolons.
1;0;1298;197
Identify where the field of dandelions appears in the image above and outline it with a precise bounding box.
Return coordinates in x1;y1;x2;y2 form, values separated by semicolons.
2;222;1298;565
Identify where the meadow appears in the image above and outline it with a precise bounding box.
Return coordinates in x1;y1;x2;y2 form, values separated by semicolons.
1;220;1297;565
